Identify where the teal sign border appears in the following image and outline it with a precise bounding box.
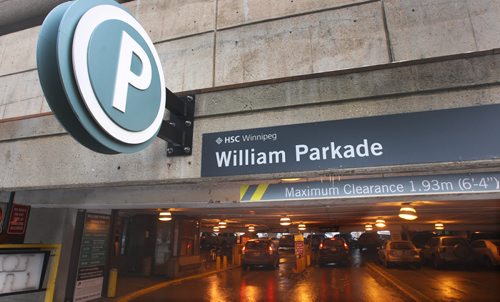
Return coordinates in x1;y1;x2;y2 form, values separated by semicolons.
37;0;164;154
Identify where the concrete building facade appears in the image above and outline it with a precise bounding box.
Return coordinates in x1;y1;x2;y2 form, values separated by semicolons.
0;0;499;301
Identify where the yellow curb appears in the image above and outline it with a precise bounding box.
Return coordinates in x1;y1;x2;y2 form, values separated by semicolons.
116;267;237;302
366;263;433;302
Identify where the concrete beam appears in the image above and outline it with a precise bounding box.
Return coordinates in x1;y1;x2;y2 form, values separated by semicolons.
217;0;369;29
1;53;500;189
384;0;500;61
215;1;389;86
0;0;65;36
0;0;132;36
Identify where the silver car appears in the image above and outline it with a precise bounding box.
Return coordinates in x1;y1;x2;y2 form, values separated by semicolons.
378;240;421;268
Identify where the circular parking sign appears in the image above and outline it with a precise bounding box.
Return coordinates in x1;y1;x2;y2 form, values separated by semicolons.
37;0;165;153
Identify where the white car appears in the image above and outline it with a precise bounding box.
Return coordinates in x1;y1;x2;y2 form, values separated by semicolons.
471;239;500;268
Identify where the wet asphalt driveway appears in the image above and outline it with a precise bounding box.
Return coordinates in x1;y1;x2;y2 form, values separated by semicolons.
132;250;499;302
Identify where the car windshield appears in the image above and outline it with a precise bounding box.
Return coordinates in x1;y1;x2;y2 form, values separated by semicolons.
246;241;269;250
442;238;467;246
323;239;344;247
390;242;413;249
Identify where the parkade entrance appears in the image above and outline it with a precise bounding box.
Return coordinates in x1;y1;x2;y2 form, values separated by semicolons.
10;174;500;301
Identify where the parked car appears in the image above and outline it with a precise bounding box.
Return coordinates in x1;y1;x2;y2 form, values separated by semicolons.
307;233;326;251
318;238;351;266
378;240;421;268
357;232;384;250
334;233;358;249
471;239;500;268
241;239;279;269
279;234;295;250
420;236;474;268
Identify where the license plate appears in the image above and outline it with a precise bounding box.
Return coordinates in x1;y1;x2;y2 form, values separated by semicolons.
252;252;261;256
330;247;337;252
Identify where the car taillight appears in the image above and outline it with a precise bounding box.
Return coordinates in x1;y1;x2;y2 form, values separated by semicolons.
269;246;273;255
319;243;324;249
242;246;246;255
343;243;348;250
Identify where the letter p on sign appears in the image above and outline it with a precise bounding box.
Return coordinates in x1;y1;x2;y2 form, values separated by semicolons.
112;31;152;113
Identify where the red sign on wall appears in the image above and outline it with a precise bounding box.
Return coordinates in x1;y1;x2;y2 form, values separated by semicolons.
7;204;30;235
295;241;305;256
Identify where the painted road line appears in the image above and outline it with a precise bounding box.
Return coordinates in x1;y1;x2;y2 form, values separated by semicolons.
366;262;433;302
116;266;239;302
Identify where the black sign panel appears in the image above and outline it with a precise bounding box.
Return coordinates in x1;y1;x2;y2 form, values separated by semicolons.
202;104;500;177
74;213;110;302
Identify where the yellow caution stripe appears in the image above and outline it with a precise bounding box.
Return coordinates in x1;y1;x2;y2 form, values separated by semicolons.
240;185;250;201
250;184;269;201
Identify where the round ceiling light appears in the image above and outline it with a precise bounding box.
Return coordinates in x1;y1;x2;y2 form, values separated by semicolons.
435;223;444;230
280;216;291;226
218;221;227;228
298;223;306;231
365;224;373;231
248;226;255;232
399;205;418;220
158;211;172;221
375;219;386;228
213;226;220;232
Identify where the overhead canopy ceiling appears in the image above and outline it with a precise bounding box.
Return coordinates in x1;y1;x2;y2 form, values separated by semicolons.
13;173;500;232
124;198;500;232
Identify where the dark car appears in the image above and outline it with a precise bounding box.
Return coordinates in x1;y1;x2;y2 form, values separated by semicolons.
471;239;500;268
318;238;351;266
378;240;421;268
410;231;436;249
307;234;326;251
242;239;279;269
334;233;357;249
420;236;474;268
358;232;383;250
279;234;295;250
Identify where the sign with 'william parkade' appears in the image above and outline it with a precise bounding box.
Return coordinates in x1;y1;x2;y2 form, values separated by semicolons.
201;104;500;177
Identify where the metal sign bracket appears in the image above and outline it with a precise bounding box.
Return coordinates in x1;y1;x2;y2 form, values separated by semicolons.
157;88;195;156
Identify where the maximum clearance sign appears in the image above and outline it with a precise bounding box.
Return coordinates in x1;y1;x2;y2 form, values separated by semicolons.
37;0;165;154
202;104;500;177
240;173;500;202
